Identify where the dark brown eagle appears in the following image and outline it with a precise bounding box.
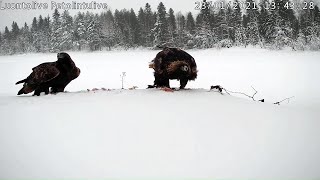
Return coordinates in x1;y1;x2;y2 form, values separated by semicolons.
149;47;198;89
16;52;81;96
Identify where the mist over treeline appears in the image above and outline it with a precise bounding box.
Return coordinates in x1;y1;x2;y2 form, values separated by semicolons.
1;0;320;55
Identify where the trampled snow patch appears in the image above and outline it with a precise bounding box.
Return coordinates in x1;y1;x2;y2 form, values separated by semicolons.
0;48;320;179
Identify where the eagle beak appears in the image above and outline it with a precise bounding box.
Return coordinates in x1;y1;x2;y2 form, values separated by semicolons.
77;68;81;76
57;53;63;59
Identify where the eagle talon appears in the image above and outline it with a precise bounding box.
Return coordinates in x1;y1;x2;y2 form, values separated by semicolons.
147;85;156;89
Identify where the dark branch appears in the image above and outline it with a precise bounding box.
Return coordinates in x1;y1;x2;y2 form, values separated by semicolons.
210;85;291;105
222;86;258;101
274;96;295;105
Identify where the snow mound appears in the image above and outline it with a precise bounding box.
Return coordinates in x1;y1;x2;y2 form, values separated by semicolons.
0;89;319;179
1;48;320;178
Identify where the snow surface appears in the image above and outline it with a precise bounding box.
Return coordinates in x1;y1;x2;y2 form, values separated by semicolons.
0;48;320;179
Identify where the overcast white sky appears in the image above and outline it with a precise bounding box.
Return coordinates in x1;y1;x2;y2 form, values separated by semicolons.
0;0;319;31
0;0;200;31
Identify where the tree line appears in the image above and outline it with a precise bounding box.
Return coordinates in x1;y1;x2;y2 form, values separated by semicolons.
1;0;320;55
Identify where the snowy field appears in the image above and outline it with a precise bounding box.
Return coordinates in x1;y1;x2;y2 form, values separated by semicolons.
0;48;320;179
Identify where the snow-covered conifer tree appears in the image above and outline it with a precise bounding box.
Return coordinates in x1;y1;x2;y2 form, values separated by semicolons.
87;14;102;51
152;2;170;47
50;9;62;52
60;10;73;51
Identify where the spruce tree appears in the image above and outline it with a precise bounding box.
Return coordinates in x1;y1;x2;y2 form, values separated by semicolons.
38;15;44;31
231;0;242;27
129;8;141;46
258;0;269;42
229;0;242;43
265;0;294;49
73;12;87;50
2;26;12;54
153;2;170;46
30;17;43;52
43;16;51;52
4;26;10;38
100;10;116;50
245;0;261;46
31;17;38;32
144;3;155;46
195;14;202;29
215;8;227;40
176;13;185;33
44;16;51;30
19;22;32;53
11;22;20;39
167;8;177;45
275;0;297;39
225;6;233;41
87;14;102;51
194;0;217;48
11;22;21;53
113;9;124;46
33;15;50;52
315;5;320;24
138;7;147;45
303;6;320;50
51;9;62;52
176;12;186;47
117;10;131;47
60;10;73;51
186;12;196;34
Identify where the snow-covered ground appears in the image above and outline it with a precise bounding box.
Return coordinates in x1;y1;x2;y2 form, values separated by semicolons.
0;48;320;179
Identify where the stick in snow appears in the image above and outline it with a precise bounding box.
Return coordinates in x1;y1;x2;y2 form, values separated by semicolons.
274;96;295;105
210;85;293;105
211;85;259;101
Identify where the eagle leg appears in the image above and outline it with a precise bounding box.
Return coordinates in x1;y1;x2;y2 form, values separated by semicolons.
180;78;188;89
154;73;170;88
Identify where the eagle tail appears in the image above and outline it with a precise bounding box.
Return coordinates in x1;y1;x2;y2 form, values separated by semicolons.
16;79;26;85
17;88;25;95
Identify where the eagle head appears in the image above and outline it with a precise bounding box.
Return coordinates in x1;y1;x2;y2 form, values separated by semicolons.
57;52;71;60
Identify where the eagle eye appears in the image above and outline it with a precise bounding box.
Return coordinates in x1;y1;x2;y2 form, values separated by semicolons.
180;65;189;72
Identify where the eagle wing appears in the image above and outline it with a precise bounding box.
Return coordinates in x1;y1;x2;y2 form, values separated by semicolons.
28;62;60;85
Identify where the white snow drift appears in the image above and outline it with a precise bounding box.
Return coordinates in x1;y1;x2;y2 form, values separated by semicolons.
0;48;319;179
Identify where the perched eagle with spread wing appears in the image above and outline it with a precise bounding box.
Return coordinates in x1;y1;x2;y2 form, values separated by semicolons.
16;52;80;96
149;47;198;89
